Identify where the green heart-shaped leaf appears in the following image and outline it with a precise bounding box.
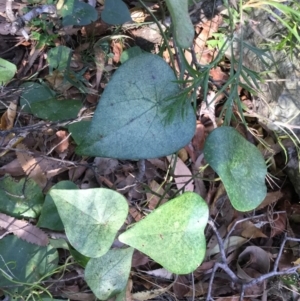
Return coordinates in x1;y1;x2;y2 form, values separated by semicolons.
49;188;128;257
119;192;208;274
101;0;132;25
75;53;196;159
203;126;267;211
85;248;134;300
60;0;97;26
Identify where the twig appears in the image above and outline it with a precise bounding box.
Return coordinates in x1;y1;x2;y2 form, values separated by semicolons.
10;4;57;35
206;219;300;301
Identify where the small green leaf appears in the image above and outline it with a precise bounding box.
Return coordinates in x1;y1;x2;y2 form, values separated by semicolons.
165;0;194;48
60;0;97;26
101;0;132;25
0;236;58;292
0;176;44;218
47;46;72;72
0;58;16;85
119;192;208;274
85;248;134;300
31;98;82;121
203;126;267;212
120;46;144;64
20;82;56;113
38;181;77;231
49;188;128;258
75;53;196;159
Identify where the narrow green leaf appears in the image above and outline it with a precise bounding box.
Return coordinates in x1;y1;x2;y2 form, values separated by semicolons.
85;248;134;300
119;192;208;274
165;0;194;48
203;126;267;211
49;188;128;258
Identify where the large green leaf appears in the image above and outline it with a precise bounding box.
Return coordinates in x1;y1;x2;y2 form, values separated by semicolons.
74;53;196;159
31;98;82;121
85;248;134;300
0;176;44;218
119;192;208;274
0;58;16;85
19;82;81;121
0;236;58;292
165;0;194;48
37;181;77;231
49;188;128;258
203;126;267;211
60;0;97;26
20;82;56;113
101;0;132;25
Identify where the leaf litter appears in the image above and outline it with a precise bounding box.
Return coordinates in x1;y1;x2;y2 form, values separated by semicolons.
0;0;300;300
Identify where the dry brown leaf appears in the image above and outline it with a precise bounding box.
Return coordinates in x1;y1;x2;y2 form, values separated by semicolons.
0;158;25;176
192;120;206;151
130;7;147;23
146;180;169;210
177;148;188;162
270;212;286;237
132;250;149;267
132;281;174;301
52;130;70;158
45;69;73;92
0;101;17;130
166;155;194;192
237;246;270;281
129;207;143;222
240;221;267;239
0;213;49;246
256;190;283;210
209;66;229;83
112;41;122;63
94;157;119;175
94;44;106;89
146;158;166;171
16;143;47;188
173;275;190;298
215;297;252;301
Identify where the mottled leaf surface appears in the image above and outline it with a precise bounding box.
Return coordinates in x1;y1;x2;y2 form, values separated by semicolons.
49;188;128;257
204;126;267;211
119;192;208;274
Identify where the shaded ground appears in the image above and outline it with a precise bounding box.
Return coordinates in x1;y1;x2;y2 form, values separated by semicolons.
1;1;300;300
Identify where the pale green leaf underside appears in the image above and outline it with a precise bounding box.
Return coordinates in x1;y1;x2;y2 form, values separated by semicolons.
50;188;128;258
119;192;208;274
85;248;134;300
